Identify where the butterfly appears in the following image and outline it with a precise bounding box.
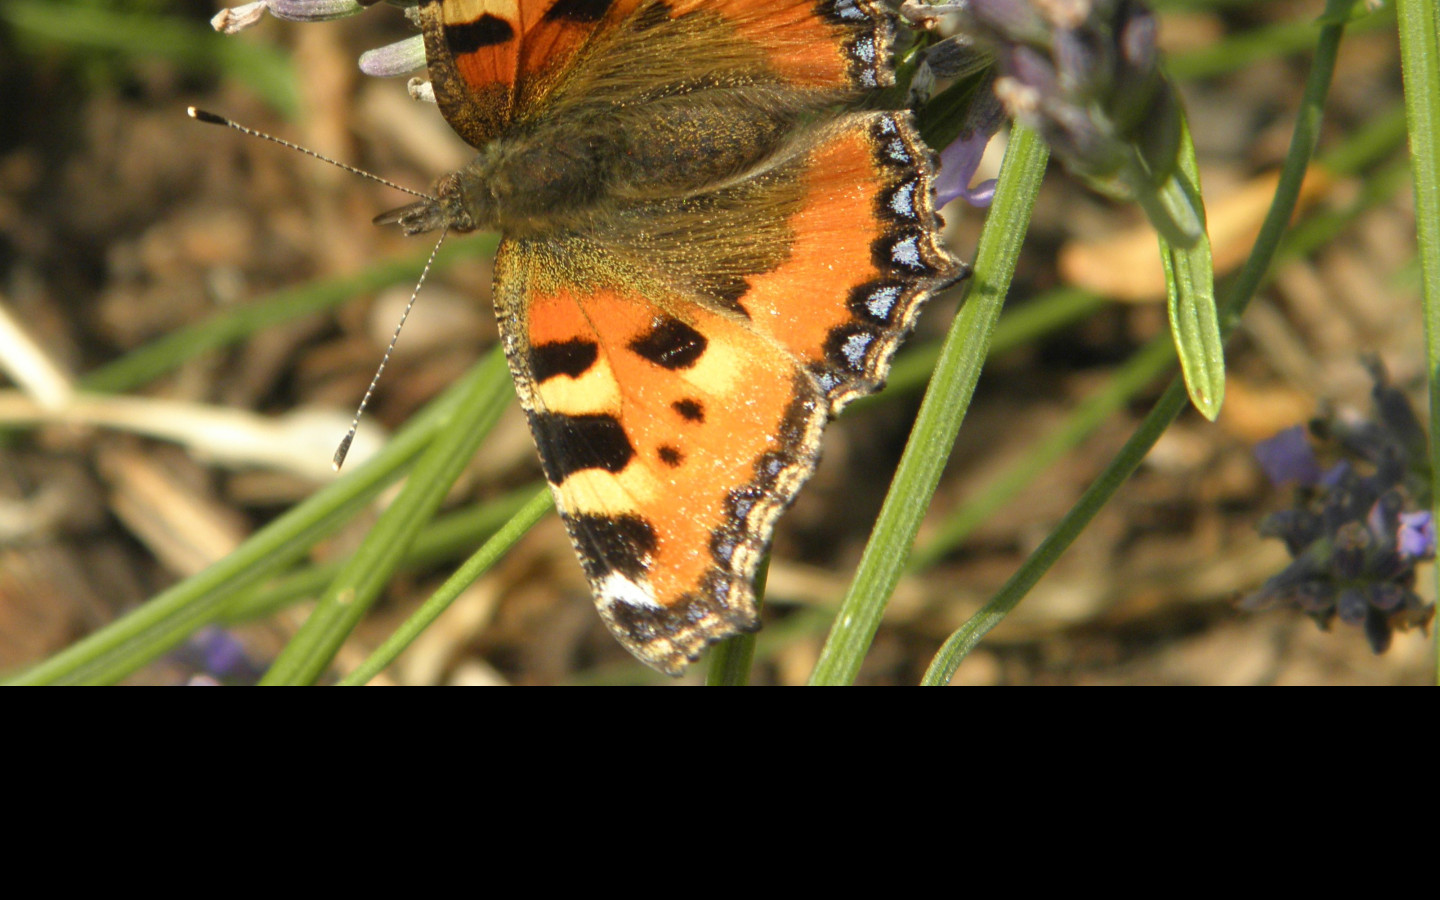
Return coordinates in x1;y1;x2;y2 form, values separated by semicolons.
378;0;963;675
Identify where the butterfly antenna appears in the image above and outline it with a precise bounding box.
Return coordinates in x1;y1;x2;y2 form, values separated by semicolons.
187;106;435;201
332;226;449;471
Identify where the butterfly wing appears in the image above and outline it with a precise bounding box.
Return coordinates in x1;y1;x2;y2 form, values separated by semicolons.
418;0;893;148
417;0;636;147
496;111;960;674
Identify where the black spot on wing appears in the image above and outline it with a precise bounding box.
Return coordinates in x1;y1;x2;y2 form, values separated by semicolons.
531;339;598;382
628;317;707;370
570;513;656;582
446;13;515;55
530;412;635;483
542;0;612;22
657;445;683;467
672;399;704;422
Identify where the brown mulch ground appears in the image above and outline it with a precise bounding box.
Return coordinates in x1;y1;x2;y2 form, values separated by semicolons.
0;0;1431;684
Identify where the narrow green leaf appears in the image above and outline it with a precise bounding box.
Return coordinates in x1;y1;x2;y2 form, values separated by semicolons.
339;487;554;686
913;338;1177;569
1395;0;1440;685
260;350;513;685
1158;123;1224;420
1165;5;1392;81
218;482;545;623
917;69;992;151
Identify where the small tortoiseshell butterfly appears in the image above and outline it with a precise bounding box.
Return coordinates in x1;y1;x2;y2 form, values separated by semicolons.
379;0;963;674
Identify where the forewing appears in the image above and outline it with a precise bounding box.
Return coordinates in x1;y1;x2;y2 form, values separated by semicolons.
418;0;894;147
417;0;639;147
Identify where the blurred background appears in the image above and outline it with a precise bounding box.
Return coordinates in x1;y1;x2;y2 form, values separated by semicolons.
0;0;1430;684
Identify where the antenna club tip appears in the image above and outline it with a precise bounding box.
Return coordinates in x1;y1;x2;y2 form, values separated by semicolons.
333;433;355;472
188;107;228;126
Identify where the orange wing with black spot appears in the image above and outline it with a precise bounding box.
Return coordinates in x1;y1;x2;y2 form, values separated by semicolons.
418;0;892;147
654;0;894;90
495;111;960;674
417;0;640;147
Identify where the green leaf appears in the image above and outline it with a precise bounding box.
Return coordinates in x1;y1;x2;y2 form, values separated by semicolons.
339;487;554;686
1320;0;1385;25
218;482;545;623
1158;123;1223;420
1395;0;1440;685
259;350;513;685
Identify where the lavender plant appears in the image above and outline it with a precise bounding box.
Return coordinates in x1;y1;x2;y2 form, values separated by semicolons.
909;0;1201;245
1247;364;1436;653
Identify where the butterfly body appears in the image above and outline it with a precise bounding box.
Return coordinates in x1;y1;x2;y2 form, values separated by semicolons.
387;0;963;674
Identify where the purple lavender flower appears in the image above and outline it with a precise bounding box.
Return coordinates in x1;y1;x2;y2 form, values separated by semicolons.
936;132;998;207
1398;512;1436;561
1254;425;1323;487
938;0;1200;244
1244;364;1436;653
901;25;1004;208
174;626;265;684
934;85;1004;207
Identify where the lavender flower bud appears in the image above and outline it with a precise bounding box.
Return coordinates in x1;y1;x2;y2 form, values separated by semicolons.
1336;588;1368;626
966;0;1050;41
172;626;264;684
1368;583;1404;613
955;0;1197;243
212;0;370;34
1256;508;1323;557
1294;581;1334;615
360;36;428;78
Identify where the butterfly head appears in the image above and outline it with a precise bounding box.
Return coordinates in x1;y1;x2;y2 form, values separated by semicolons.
373;172;480;236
